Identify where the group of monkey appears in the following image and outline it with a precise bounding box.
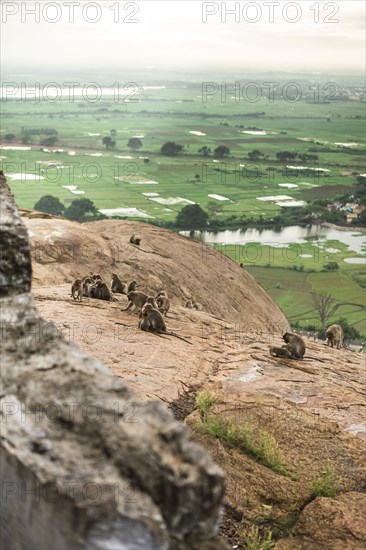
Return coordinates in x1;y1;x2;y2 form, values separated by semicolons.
70;272;193;343
269;323;344;359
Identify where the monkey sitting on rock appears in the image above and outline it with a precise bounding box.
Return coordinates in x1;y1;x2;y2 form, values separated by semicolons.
90;280;117;301
121;291;148;314
111;273;128;295
71;279;83;301
130;235;141;245
138;304;191;344
156;291;170;316
270;332;306;359
185;298;202;311
325;324;344;349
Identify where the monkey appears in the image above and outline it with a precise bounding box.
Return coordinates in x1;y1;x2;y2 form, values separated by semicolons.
121;291;148;313
138;297;159;318
269;332;306;359
130;235;141;246
156;291;170;317
127;280;138;293
111;273;128;295
325;324;344;349
91;274;104;283
138;315;151;331
146;295;159;308
71;279;83;301
185;297;202;311
81;276;93;297
90;281;117;301
138;304;192;344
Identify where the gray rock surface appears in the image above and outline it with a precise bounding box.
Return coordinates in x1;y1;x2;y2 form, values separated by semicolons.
0;178;226;549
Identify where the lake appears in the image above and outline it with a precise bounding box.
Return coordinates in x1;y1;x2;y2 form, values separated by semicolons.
181;225;366;255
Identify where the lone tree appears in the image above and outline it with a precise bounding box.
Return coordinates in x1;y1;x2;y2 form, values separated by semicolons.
176;204;208;230
34;195;64;216
311;291;339;330
161;142;183;156
214;145;230;158
102;136;116;150
64;198;100;222
41;136;58;146
248;149;264;161
127;137;142;150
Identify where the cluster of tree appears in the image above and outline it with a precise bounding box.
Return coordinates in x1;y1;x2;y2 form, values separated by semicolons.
34;196;105;222
197;145;231;158
276;151;318;162
22;128;58;136
323;262;339;271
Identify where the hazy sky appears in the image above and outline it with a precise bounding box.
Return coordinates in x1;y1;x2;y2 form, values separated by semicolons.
1;1;365;75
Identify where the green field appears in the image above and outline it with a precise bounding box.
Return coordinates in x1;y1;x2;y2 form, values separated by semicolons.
225;240;366;338
1;80;365;221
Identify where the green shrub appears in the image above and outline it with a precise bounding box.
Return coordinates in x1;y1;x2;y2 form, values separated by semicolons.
240;526;274;549
311;460;341;498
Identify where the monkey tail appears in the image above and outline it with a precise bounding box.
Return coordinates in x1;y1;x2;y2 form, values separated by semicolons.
164;331;193;345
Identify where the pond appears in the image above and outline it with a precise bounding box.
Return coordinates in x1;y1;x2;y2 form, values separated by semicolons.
180;225;366;255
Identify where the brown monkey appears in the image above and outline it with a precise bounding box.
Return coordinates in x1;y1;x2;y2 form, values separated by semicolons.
91;281;117;301
71;279;83;301
146;295;159;308
139;297;159;318
111;273;128;295
139;304;192;344
127;280;138;293
130;235;141;245
325;324;344;349
121;291;148;313
156;291;170;316
270;332;306;359
185;298;202;311
81;276;93;297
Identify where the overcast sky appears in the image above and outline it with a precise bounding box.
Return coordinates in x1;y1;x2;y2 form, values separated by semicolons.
1;1;365;76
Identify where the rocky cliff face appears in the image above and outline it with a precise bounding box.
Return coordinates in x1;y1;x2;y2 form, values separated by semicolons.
0;178;228;549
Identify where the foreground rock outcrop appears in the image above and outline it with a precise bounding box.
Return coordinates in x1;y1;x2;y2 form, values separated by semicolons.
0;179;227;549
277;492;366;549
